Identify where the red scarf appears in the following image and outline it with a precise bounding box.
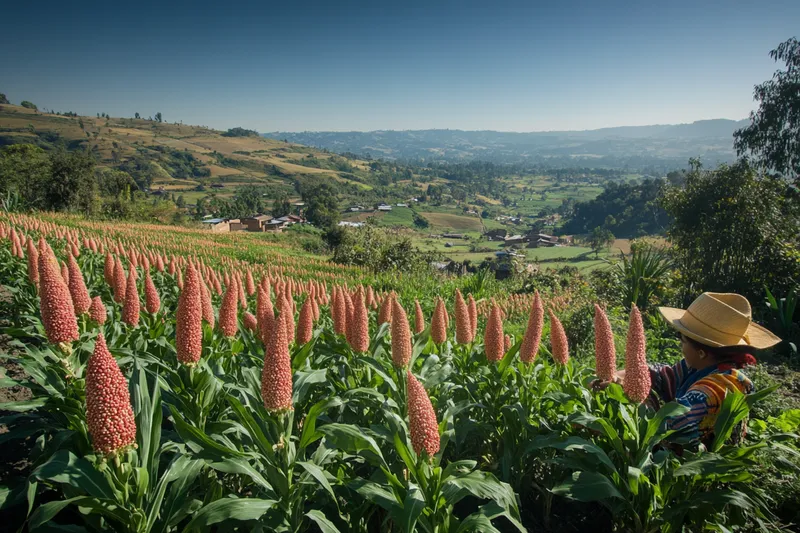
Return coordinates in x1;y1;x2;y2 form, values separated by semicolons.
718;353;756;371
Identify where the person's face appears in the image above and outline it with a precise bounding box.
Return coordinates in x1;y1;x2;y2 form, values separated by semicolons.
680;334;708;369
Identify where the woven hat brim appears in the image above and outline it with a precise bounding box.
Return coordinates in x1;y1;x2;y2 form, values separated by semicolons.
658;306;782;350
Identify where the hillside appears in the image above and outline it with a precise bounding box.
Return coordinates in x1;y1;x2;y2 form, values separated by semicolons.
265;119;749;168
0;104;373;204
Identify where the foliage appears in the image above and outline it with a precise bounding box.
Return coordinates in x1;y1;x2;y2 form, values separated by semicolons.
562;179;669;238
272;194;292;218
587;227;615;259
221;127;260;137
20;101;37;110
45;150;98;215
660;159;800;304
300;181;340;229
412;210;430;229
608;243;673;311
0;144;51;208
734;37;800;184
764;285;799;357
329;224;439;274
0;93;9;104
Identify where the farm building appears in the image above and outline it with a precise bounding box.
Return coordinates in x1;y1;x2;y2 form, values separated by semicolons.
200;218;231;232
504;234;529;246
529;234;559;248
377;203;392;211
485;228;507;240
241;215;272;232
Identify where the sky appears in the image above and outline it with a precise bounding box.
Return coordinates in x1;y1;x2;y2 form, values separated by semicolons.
2;0;798;132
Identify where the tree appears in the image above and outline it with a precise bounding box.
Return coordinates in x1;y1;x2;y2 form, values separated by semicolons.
96;168;136;199
226;185;263;218
221;127;259;138
0;93;9;105
305;187;340;228
155;112;163;123
588;226;615;258
135;112;140;119
413;211;430;229
20;101;37;111
734;37;800;184
272;194;292;218
0;144;51;208
45;150;97;215
295;178;341;228
660;159;800;304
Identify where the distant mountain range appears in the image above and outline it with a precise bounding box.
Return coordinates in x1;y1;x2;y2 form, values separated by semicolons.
264;119;750;170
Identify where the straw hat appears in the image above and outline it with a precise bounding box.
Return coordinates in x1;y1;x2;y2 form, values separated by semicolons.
658;292;781;350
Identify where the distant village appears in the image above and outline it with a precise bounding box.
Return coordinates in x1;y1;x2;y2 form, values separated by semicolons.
199;202;307;233
200;200;575;266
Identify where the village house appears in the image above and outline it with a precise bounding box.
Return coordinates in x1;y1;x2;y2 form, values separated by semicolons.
485;228;507;241
377;203;393;211
503;234;529;246
442;233;466;239
338;221;365;228
200;218;232;232
529;234;560;248
241;214;272;232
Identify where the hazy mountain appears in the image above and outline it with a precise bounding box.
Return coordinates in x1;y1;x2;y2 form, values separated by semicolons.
264;119;749;169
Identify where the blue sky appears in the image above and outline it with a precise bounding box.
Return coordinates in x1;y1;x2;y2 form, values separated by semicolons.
2;0;797;132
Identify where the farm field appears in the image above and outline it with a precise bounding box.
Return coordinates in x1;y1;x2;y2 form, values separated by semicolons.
0;212;798;533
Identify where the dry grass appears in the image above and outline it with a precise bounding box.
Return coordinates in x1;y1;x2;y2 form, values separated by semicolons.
424;212;484;232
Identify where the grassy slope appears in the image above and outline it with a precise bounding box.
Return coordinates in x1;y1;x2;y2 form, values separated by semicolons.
0;104;371;198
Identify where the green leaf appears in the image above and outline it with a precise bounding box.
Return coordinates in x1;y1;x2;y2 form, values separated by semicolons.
297;461;338;508
712;392;749;452
226;395;275;459
456;513;502;533
348;478;400;513
643;401;690;447
305;509;342;533
537;436;617;473
149;456;205;533
674;454;746;477
319;424;386;467
29;497;93;530
130;363;162;479
299;397;344;449
32;450;116;500
442;460;477;479
293;369;328;405
551;471;624;502
497;340;521;377
182;498;277;531
30;495;130;530
396;485;425;533
169;406;246;458
0;398;47;412
456;500;522;533
441;470;517;513
208;458;274;494
393;432;418;480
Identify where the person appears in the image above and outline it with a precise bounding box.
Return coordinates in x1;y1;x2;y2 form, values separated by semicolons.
595;292;781;449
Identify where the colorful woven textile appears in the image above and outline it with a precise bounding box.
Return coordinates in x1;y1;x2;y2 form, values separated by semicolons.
649;359;753;447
